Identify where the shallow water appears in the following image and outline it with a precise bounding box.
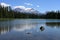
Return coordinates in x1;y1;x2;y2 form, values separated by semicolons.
0;19;60;40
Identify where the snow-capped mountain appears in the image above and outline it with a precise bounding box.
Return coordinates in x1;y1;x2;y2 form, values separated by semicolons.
14;7;39;14
0;2;40;14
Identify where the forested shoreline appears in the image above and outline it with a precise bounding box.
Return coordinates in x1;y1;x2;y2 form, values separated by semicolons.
0;5;60;19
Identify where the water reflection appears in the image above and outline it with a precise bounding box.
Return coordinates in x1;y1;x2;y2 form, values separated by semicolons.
0;19;60;40
13;23;37;31
0;19;40;35
46;22;60;28
0;20;12;35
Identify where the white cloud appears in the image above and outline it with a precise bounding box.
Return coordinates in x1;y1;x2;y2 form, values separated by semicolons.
0;2;10;7
14;6;37;13
14;6;32;10
37;5;40;7
14;6;26;9
24;3;33;6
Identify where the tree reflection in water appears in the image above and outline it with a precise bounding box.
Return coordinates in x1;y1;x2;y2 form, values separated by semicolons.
46;22;60;28
0;20;12;35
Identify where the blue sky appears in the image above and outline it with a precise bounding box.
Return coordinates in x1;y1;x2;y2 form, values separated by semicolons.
0;0;60;13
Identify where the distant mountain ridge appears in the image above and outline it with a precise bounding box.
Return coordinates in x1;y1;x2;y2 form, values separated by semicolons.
0;2;40;14
14;8;40;14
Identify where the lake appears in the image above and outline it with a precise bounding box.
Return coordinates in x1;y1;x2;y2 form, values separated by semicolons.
0;19;60;40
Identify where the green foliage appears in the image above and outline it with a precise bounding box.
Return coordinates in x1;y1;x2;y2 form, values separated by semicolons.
46;11;60;19
0;5;60;19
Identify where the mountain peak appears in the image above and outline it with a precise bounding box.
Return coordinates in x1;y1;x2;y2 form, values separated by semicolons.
14;6;39;13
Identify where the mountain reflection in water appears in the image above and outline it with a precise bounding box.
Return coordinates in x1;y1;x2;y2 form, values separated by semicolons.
0;20;40;35
0;19;60;40
13;23;37;31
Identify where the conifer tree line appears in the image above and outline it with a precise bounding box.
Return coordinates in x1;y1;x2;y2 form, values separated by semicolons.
0;5;60;19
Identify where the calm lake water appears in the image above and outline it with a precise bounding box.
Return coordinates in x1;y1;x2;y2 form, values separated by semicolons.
0;19;60;40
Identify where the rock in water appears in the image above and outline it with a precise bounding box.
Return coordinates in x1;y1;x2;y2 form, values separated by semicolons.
40;26;45;31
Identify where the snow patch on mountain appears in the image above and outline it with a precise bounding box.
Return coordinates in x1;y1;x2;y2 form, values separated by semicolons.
14;6;39;13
